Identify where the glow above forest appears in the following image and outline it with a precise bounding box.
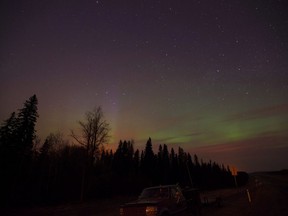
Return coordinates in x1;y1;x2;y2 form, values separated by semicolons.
1;0;288;172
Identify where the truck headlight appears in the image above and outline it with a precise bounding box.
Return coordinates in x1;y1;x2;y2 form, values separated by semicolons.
146;206;158;216
120;207;124;216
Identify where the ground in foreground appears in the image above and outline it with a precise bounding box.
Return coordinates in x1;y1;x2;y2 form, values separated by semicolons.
3;171;288;216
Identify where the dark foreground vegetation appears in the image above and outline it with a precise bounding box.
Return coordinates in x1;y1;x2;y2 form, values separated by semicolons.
0;95;248;207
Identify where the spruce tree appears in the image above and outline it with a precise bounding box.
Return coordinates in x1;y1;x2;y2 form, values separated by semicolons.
142;137;155;182
17;94;39;157
0;112;17;156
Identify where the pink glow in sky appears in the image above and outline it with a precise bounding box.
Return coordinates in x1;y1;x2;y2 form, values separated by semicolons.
1;0;288;172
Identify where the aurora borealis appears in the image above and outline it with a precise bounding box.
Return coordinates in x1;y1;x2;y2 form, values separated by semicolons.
1;0;288;172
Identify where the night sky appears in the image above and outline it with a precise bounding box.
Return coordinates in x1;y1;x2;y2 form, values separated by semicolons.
1;0;288;172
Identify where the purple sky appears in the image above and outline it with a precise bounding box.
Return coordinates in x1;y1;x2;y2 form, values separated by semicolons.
1;0;288;172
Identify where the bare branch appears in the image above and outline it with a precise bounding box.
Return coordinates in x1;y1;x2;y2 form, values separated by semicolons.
70;106;110;159
70;129;86;146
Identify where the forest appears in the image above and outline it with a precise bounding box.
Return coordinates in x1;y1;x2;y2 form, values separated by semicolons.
0;95;248;207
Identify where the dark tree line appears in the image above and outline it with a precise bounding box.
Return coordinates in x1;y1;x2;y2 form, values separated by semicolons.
95;138;240;197
0;95;248;207
0;95;39;205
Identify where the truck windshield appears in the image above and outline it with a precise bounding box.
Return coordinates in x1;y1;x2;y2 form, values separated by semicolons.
139;187;170;199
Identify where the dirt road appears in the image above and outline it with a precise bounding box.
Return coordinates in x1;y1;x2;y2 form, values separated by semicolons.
201;171;288;216
3;171;288;216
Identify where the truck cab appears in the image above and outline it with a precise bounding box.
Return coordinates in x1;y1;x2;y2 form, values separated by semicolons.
120;185;187;216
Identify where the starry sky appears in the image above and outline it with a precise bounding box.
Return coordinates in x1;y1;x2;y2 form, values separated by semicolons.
1;0;288;172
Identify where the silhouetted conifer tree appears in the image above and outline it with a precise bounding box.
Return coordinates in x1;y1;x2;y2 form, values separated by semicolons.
113;140;134;175
170;148;178;183
142;138;155;174
0;112;17;153
16;94;39;158
162;144;170;184
133;149;140;174
0;95;39;204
